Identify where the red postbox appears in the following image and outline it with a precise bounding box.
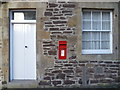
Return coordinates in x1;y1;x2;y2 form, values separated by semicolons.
58;41;67;59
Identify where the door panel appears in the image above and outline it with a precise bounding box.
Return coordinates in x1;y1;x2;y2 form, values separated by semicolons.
12;23;36;80
24;24;36;79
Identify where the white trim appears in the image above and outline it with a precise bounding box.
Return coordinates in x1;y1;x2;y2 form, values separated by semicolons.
82;50;112;54
82;10;112;54
11;20;36;24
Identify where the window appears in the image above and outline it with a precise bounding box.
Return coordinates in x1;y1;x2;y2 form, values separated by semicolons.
82;10;112;54
12;11;36;20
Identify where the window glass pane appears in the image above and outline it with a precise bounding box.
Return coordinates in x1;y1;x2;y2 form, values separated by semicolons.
102;12;110;20
102;21;110;30
101;32;110;41
83;11;91;20
83;21;91;30
12;11;36;20
92;32;100;41
82;32;91;41
92;21;101;30
82;41;91;49
101;41;110;49
92;11;101;20
92;41;100;49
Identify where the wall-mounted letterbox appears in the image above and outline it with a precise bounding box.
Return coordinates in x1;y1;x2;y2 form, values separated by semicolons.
58;41;67;59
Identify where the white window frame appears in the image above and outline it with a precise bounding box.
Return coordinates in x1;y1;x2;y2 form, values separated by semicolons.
82;10;112;54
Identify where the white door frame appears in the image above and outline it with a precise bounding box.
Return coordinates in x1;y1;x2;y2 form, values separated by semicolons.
10;10;36;81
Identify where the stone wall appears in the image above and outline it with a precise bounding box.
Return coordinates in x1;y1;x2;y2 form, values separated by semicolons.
38;2;120;88
39;60;120;87
42;2;77;59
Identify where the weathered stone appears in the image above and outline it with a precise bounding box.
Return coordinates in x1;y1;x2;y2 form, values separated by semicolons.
52;81;61;86
109;65;119;67
69;60;78;63
2;81;7;84
39;80;51;85
104;61;113;64
53;11;59;14
56;73;65;79
90;80;98;84
57;35;67;39
109;67;119;70
65;14;73;16
76;68;82;73
54;14;63;16
63;31;73;34
44;12;52;16
99;64;106;67
53;21;67;24
43;44;55;47
64;80;75;84
43;41;52;43
90;61;98;63
62;10;72;13
45;73;54;76
49;3;58;7
45;21;52;24
98;61;104;63
46;9;53;11
44;76;51;80
55;60;62;63
60;17;66;19
79;61;88;63
52;70;62;73
63;61;68;63
67;75;74;78
50;17;59;20
99;78;115;83
94;74;105;78
95;66;104;74
78;79;82;84
45;25;54;27
79;64;85;66
69;56;76;59
64;64;72;66
51;32;62;34
54;8;59;11
63;4;76;8
63;69;74;73
88;68;94;73
49;28;59;31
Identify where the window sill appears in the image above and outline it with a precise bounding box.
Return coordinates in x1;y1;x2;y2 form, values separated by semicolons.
82;50;112;54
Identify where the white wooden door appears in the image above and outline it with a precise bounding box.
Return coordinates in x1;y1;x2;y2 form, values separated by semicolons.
12;23;36;80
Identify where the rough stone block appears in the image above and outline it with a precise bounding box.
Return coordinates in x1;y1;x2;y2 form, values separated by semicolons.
50;17;59;20
64;64;72;66
49;28;59;31
49;3;58;7
64;80;75;84
44;12;52;16
95;66;104;74
56;73;65;79
63;4;76;8
52;80;61;86
53;21;67;24
52;70;62;73
45;73;54;76
44;76;51;80
94;74;105;78
90;79;98;84
63;69;74;73
39;80;51;85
